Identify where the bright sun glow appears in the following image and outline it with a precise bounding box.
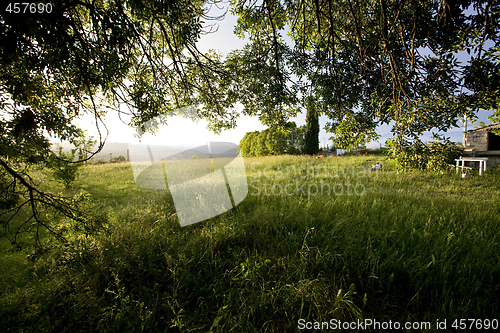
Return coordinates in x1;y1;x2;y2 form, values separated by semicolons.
77;104;269;147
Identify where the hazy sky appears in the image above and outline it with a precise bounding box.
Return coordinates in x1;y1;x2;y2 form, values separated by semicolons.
78;5;495;150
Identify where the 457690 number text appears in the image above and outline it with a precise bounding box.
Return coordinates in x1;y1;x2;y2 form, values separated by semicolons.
5;3;53;14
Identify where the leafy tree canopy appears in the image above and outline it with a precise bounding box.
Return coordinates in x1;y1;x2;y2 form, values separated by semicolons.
0;0;236;249
239;123;305;157
227;0;500;149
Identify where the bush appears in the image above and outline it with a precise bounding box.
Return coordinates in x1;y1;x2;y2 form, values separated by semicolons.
109;155;126;163
47;147;84;188
386;135;461;172
426;138;462;172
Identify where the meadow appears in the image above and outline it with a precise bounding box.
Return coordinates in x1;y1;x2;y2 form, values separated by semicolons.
1;153;500;332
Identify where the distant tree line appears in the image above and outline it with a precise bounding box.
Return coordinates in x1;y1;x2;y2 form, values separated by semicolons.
239;123;306;157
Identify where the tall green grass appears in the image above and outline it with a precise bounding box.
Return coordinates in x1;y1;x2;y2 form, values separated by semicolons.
1;154;499;332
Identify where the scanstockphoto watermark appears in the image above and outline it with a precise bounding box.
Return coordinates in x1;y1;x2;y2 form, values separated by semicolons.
249;161;378;180
248;162;379;198
249;179;366;199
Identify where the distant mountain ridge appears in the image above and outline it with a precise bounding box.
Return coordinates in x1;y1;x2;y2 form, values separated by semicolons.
52;141;130;161
53;141;237;161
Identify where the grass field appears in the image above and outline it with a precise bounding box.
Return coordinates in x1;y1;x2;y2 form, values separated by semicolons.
1;153;500;332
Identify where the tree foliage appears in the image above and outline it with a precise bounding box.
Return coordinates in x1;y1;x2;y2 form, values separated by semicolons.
228;0;500;153
47;147;84;189
386;135;462;172
304;97;319;155
238;123;305;157
0;0;235;249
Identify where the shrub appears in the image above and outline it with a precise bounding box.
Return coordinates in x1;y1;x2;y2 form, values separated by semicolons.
426;137;462;172
109;155;126;163
386;135;461;172
47;147;84;188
